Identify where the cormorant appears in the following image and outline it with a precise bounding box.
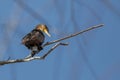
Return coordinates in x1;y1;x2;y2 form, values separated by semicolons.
22;24;51;57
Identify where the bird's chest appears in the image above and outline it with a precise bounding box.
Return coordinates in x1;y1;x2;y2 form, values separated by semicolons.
31;31;44;42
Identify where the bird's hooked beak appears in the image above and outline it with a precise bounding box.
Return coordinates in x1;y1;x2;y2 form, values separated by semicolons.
44;29;51;37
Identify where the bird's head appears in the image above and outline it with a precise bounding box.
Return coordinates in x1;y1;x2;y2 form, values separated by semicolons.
36;24;51;37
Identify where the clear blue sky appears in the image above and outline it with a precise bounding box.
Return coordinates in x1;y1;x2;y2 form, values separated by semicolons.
0;0;120;80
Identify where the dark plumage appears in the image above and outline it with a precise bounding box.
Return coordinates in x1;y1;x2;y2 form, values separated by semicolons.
22;29;44;50
22;24;51;57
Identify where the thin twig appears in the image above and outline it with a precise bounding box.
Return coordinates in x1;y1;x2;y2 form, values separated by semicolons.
41;42;68;59
0;43;68;65
43;24;104;47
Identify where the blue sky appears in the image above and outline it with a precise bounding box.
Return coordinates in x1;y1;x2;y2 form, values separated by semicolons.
0;0;120;80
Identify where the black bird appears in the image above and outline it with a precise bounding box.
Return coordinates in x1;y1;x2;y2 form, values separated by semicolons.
22;24;51;57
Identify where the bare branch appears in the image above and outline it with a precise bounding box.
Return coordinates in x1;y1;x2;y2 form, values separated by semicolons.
0;24;104;66
41;42;68;59
43;24;104;47
0;43;68;65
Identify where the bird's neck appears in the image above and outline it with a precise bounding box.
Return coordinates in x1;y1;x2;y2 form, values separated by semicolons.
32;29;44;35
33;29;42;32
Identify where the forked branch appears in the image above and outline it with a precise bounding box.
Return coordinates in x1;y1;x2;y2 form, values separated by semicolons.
0;43;68;65
0;24;104;66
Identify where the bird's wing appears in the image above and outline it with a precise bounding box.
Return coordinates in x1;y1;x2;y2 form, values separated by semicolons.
22;30;45;45
22;33;32;44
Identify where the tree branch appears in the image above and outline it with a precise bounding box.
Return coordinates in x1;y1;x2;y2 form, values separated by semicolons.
0;43;68;65
43;24;104;47
41;42;68;59
0;24;104;66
